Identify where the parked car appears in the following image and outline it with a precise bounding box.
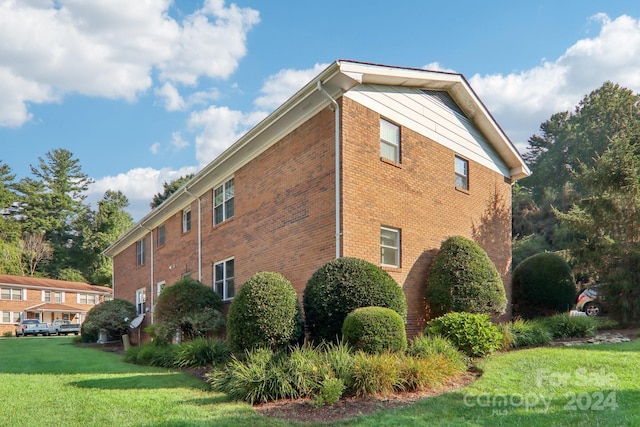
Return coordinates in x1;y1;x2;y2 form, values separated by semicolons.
15;319;50;337
576;286;603;316
48;320;80;336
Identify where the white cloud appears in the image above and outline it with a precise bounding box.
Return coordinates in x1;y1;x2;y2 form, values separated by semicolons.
188;105;265;167
149;142;161;155
468;14;640;150
254;63;329;110
423;62;458;73
88;166;197;220
170;131;189;150
0;0;259;126
155;82;186;111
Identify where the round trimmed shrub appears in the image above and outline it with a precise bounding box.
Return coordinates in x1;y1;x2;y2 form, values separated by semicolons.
425;312;503;357
81;298;137;342
303;257;407;343
512;252;576;319
227;271;304;352
425;236;506;317
154;277;224;343
342;306;407;354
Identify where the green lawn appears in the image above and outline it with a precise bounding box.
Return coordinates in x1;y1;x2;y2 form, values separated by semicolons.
1;336;639;426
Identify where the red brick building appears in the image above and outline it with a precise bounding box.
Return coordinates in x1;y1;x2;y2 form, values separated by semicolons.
0;274;112;336
104;60;530;339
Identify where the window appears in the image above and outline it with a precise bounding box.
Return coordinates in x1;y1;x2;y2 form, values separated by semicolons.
214;178;235;225
380;118;400;163
135;288;147;315
157;281;165;296
380;226;400;268
1;312;21;324
136;238;145;266
455;156;469;190
182;208;192;233
78;294;98;305
157;224;166;247
214;258;235;300
43;291;63;303
1;288;22;300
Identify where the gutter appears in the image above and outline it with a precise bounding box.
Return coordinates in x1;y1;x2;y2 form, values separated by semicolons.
317;80;342;259
184;187;202;282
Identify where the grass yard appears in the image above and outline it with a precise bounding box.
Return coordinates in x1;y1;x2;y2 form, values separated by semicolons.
1;336;639;426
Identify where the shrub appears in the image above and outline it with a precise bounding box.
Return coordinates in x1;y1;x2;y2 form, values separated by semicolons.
125;342;177;368
81;298;137;342
496;322;515;350
227;272;304;352
351;351;403;396
3;331;13;338
425;312;503;357
397;353;466;391
320;341;355;389
541;313;598;339
342;306;407;354
406;335;467;371
154;277;224;343
425;236;506;317
313;376;345;407
510;319;553;348
174;337;230;368
303;257;407;343
512;252;576;319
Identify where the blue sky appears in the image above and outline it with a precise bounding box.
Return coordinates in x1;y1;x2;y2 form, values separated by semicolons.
2;0;640;220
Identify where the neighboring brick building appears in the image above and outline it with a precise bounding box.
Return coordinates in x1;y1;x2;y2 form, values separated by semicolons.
0;274;113;336
104;60;530;339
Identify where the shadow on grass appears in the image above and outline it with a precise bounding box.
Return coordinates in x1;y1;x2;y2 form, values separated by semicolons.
69;373;209;390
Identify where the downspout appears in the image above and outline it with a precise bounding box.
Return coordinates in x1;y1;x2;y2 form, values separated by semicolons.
138;224;154;324
317;81;342;258
184;188;202;281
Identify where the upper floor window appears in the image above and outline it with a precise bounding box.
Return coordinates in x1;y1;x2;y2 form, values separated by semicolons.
455;156;469;191
78;293;98;305
157;224;166;247
43;291;63;303
135;288;147;315
214;178;235;225
136;238;145;266
1;288;23;300
380;118;400;163
214;258;235;300
380;226;400;268
182;208;192;233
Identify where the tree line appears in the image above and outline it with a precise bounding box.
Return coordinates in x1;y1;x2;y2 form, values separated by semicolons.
514;81;640;324
0;148;133;286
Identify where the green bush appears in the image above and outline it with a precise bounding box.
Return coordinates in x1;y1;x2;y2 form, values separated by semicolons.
510;319;553;348
125;342;177;368
512;252;576;318
351;352;403;396
342;306;407;354
303;257;407;343
81;299;137;342
398;353;466;391
154;277;224;343
174;337;230;368
425;236;506;317
425;312;503;357
320;341;355;389
541;313;598;339
227;272;304;352
313;376;345;407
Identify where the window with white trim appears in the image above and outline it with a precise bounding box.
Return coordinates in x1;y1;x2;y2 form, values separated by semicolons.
214;178;235;225
455;156;469;190
78;293;98;305
214;258;235;300
380;226;400;268
135;288;147;315
43;290;63;303
1;312;21;324
380;118;400;163
157;224;166;247
1;288;23;300
136;238;145;266
157;281;165;296
182;208;192;233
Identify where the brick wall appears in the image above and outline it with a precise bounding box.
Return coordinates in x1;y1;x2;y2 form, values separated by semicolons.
340;98;513;337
